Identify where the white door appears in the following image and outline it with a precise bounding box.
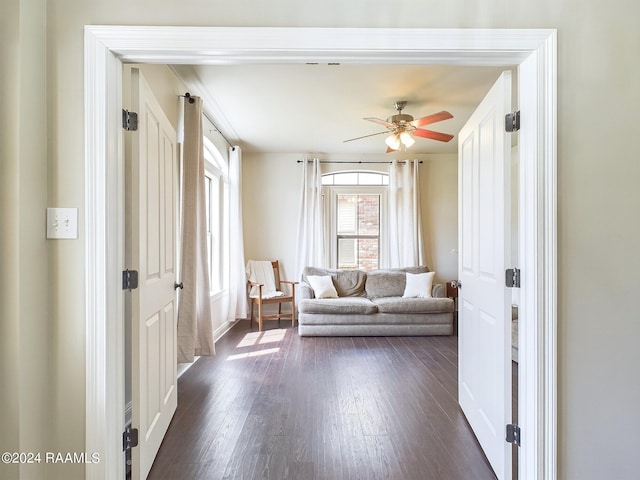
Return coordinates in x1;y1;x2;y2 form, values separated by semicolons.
127;68;178;480
458;71;513;480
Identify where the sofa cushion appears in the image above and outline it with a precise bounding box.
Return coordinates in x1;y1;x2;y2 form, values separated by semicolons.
402;271;436;298
298;297;378;315
372;296;454;314
306;275;338;298
302;267;366;297
365;266;430;298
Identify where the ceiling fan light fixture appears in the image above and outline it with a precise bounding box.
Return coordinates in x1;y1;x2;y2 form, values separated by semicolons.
385;133;401;150
400;131;415;148
343;102;453;152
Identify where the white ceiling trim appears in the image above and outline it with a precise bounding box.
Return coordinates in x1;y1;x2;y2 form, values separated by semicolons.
96;26;541;65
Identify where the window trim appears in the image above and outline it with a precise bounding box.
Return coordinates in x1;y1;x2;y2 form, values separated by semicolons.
324;185;388;270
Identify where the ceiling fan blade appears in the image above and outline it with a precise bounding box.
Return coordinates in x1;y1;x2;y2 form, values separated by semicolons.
364;117;395;128
386;146;397;153
343;131;389;143
411;110;453;128
413;128;455;142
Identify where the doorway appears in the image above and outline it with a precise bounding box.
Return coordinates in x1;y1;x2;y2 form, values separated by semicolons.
83;26;557;480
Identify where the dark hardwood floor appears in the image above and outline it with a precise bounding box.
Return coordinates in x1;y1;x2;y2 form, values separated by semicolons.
147;321;497;480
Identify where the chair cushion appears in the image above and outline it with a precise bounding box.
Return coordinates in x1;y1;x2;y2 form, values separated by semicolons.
298;297;378;315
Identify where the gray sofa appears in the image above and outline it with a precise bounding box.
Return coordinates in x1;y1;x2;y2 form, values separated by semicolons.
297;266;454;336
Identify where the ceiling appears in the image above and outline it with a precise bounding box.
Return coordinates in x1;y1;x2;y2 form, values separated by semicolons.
172;63;515;156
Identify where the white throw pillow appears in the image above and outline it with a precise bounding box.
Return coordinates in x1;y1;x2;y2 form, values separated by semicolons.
402;271;435;298
307;275;339;299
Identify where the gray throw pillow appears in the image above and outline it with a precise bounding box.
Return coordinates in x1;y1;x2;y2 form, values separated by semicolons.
365;266;430;298
302;267;366;297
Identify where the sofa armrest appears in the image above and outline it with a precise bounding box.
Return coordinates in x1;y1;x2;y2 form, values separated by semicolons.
298;281;315;300
432;283;446;298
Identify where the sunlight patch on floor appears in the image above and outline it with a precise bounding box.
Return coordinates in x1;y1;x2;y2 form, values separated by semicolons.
227;347;280;361
236;328;287;348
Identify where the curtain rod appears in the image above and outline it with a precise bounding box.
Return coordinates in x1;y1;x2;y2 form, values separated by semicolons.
296;160;423;164
181;93;235;150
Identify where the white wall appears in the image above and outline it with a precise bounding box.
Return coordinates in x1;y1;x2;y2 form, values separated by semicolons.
242;153;301;283
242;153;458;284
3;1;638;479
0;6;22;480
420;154;458;282
0;1;49;479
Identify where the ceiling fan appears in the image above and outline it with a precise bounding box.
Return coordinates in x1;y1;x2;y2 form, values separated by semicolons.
343;101;454;152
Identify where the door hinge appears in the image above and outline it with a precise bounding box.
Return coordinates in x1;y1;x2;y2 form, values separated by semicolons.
506;424;521;446
505;111;520;132
506;268;521;288
122;269;139;290
123;427;139;451
122;109;138;131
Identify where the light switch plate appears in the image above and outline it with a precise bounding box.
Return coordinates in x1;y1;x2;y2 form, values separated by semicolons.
47;208;78;239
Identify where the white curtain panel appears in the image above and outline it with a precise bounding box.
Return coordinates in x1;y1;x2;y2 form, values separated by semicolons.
227;146;248;322
388;159;426;267
295;158;326;280
177;96;215;362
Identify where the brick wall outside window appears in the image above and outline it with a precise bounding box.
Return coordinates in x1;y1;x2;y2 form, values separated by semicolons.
337;194;380;270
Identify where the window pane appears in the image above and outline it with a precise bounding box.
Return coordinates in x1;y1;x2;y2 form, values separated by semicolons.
337;195;357;234
322;171;388;186
207;232;213;288
205;173;225;293
203;136;227;174
210;176;221;292
333;172;358;185
358;172;383;185
210;176;220;236
336;193;380;270
357;238;380;271
222;181;230;286
337;194;380;235
337;238;357;269
205;176;211;233
358;194;380;235
337;237;379;270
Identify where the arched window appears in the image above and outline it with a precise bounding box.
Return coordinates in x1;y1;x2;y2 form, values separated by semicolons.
321;170;389;186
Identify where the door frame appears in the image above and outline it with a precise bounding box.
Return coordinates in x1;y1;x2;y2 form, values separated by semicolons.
84;26;556;480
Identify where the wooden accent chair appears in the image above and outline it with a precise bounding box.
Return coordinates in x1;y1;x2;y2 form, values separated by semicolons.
248;260;297;331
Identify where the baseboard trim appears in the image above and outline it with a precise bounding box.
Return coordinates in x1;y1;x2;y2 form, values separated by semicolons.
214;319;240;343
